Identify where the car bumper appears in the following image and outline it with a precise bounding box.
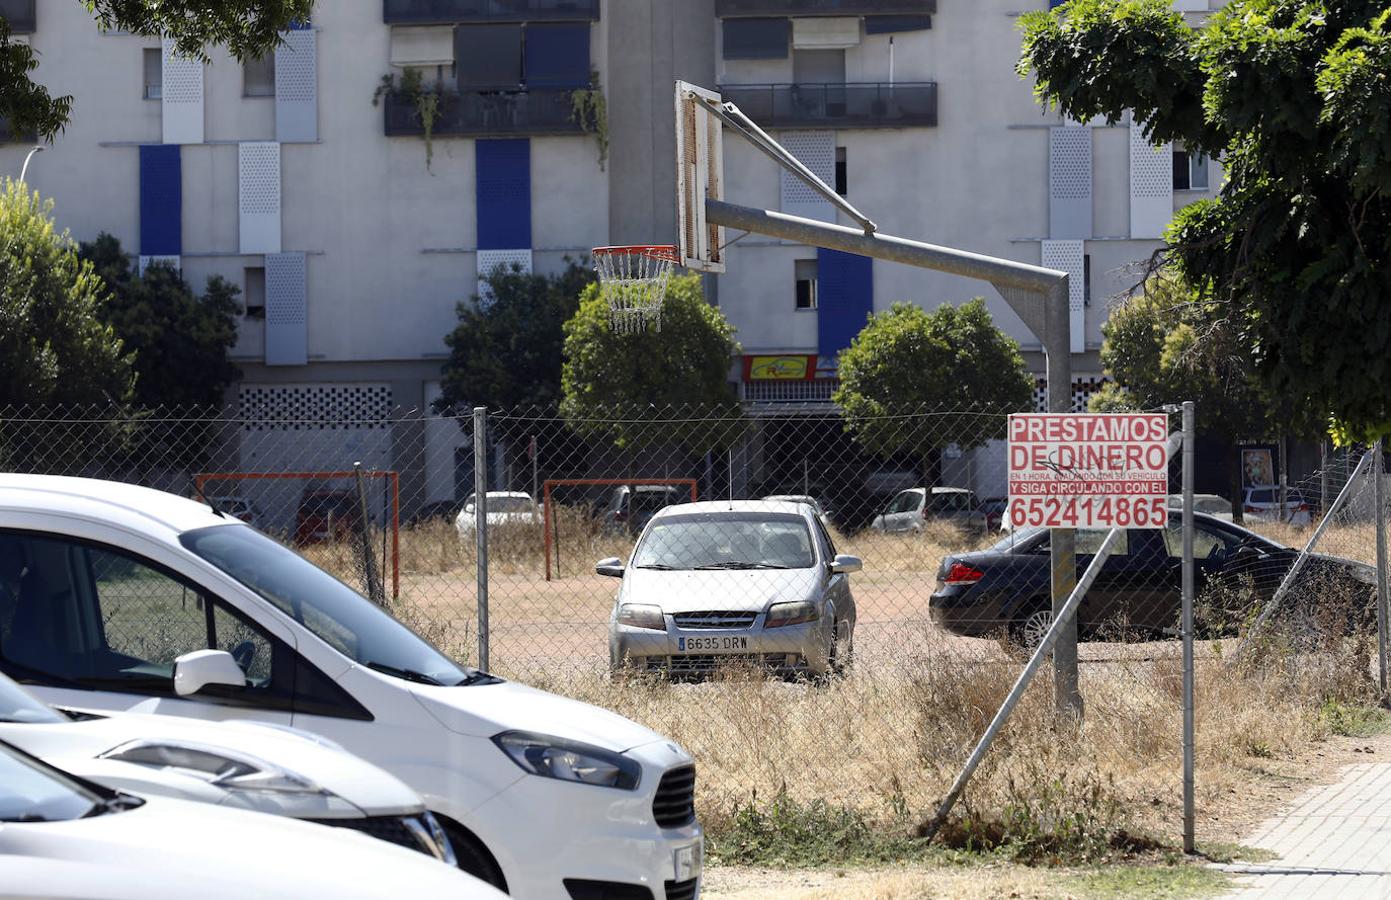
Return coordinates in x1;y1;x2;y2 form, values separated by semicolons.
613;620;831;677
929;589;1012;637
474;740;704;900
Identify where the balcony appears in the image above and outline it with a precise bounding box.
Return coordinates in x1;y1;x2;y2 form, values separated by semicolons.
383;0;599;24
720;83;937;129
383;88;586;137
0;0;36;33
717;0;933;16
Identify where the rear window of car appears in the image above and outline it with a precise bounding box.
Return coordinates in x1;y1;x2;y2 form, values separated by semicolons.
1250;489;1274;503
491;497;533;513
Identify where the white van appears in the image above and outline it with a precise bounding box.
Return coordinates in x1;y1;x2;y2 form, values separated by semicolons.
0;476;701;900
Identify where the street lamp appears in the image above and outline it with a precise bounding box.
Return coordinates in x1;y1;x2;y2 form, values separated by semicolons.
18;145;44;183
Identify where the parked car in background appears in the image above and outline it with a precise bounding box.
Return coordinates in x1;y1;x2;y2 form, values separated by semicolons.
408;499;465;527
0;670;454;864
453;491;539;535
1242;485;1313;526
762;494;832;528
871;487;985;533
207;496;260;527
930;511;1375;646
0;475;703;898
0;740;499;899
1168;493;1234;521
601;484;689;534
600;500;861;679
978;497;1009;531
294;488;360;545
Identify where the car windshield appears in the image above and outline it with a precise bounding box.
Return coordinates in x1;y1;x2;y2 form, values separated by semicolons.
1194;496;1232;515
0;675;64;725
180;525;481;686
633;512;816;569
0;743;103;822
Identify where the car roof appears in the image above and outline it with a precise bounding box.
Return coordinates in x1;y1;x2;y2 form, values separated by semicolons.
649;499;811;519
0;474;230;536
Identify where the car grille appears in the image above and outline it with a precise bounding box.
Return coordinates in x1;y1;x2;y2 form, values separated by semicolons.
644;654;798;676
664;878;699;900
672;610;758;630
307;815;430;856
653;765;696;829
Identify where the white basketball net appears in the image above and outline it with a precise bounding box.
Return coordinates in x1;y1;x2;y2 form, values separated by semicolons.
593;246;677;334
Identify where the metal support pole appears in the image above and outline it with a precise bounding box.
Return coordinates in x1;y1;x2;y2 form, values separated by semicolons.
1374;439;1388;697
1181;402;1196;854
1044;279;1080;719
921;527;1122;842
473;407;490;672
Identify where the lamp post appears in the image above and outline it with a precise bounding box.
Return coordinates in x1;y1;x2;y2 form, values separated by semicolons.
18;145;44;183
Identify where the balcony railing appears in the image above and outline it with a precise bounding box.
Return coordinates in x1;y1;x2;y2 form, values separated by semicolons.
383;88;587;137
717;0;933;16
383;0;599;24
0;0;36;33
720;83;937;129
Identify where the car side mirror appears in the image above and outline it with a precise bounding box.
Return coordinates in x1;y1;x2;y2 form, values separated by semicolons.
831;554;862;574
463;503;475;514
173;649;246;697
595;557;625;578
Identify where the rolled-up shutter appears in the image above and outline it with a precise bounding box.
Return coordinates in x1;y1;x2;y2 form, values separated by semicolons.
265;252;307;366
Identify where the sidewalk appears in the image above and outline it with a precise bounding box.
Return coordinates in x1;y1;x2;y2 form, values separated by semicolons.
1220;763;1391;898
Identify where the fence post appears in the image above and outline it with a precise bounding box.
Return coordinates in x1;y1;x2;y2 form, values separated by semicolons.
473;407;490;672
1374;439;1388;698
1181;401;1195;854
352;461;384;604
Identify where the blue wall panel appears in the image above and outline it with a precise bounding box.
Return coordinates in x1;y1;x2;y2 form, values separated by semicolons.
139;144;182;256
817;248;874;361
475;139;531;250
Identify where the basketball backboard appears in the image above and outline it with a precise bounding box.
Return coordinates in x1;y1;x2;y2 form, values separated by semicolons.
674;81;725;273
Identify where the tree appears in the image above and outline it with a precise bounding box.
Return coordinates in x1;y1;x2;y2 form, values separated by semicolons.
560;272;743;448
0;181;133;407
437;260;594;413
833;299;1035;467
80;234;241;408
0;2;313;140
1018;0;1391;443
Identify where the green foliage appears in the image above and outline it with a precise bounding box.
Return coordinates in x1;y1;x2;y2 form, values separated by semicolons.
438;259;595;412
1318;699;1391;737
79;233;241;408
1018;0;1391;443
833;299;1034;457
709;792;927;867
0;181;133;406
374;69;443;171
560;272;743;449
8;2;312;139
570;69;608;170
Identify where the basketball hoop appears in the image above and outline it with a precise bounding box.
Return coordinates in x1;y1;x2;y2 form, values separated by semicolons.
592;244;679;334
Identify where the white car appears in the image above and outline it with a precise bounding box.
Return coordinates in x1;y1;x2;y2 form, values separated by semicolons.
1242;484;1313;526
0;475;701;899
454;491;540;534
871;487;985;533
0;668;454;864
0;738;501;899
1167;493;1234;522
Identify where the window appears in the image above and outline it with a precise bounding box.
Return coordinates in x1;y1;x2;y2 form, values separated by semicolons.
1172;147;1209;190
835;146;847;195
142;47;162;100
1083;253;1091;307
795;258;818;310
723;18;790;60
244;266;266;318
1164;523;1239;560
243;53;275;97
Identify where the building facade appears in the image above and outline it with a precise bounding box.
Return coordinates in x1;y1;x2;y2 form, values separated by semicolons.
0;0;1221;508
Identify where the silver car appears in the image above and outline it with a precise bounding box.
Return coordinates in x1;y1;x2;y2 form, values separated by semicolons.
597;501;861;679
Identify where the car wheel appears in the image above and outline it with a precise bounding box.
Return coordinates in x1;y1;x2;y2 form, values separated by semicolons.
440;822;508;893
1011;607;1054;649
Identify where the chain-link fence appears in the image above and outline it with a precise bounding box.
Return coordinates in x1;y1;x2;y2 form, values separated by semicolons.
1;402;1386;858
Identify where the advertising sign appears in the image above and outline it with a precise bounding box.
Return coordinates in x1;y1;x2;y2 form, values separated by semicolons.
1008;413;1169;529
742;355;817;381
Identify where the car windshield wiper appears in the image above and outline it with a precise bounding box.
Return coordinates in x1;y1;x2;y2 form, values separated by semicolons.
635;563;677;570
693;561;791;570
450;667;503;687
363;661;445;686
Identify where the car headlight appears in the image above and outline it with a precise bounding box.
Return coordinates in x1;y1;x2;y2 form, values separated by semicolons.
765;600;819;628
617;603;666;630
492;731;641;790
100;740;324;794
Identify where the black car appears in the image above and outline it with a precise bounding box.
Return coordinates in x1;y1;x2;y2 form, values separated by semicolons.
929;511;1377;645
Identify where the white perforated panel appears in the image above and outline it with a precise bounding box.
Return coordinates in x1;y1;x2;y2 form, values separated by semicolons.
1032;375;1110;414
276;30;317;143
265;252;307;366
239;384;392;431
476;249;533;307
138;255;181;275
1130;127;1173;239
1042;240;1086;354
1172;0;1207;11
162;39;204;144
1049;126;1092;240
239;142;281;254
779;130;836;224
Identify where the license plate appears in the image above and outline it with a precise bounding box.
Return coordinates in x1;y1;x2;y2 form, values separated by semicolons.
674;840;703;881
677;636;748;653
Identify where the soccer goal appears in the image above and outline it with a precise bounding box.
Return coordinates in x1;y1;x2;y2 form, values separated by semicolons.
542;478;698;581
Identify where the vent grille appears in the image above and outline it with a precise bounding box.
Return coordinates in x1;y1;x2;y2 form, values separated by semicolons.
652;765;696;829
672;611;758;630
